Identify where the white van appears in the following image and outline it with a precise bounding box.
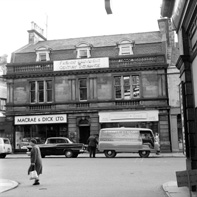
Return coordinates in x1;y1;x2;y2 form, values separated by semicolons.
0;138;12;158
98;128;160;158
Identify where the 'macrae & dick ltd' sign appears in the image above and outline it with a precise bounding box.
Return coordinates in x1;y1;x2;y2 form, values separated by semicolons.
15;114;67;125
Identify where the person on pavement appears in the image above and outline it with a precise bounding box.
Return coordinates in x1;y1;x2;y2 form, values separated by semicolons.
87;135;98;158
28;138;43;185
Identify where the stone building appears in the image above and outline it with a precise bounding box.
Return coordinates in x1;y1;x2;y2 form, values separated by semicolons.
5;20;178;152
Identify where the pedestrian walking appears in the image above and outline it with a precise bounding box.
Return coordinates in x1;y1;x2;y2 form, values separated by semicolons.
154;133;160;155
87;135;98;158
28;138;43;185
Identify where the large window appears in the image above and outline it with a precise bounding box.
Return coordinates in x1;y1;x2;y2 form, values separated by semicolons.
79;78;87;101
114;75;140;99
30;80;52;103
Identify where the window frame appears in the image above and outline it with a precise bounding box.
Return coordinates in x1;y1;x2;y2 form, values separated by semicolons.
113;74;140;100
118;40;134;56
35;47;51;62
76;43;91;58
29;79;53;104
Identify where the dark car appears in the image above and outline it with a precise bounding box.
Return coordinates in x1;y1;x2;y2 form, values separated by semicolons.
27;137;85;158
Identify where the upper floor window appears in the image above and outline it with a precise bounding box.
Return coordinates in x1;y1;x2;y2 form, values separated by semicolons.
79;78;87;101
35;46;51;62
114;75;140;99
76;43;91;58
118;40;134;56
0;99;6;111
30;80;53;103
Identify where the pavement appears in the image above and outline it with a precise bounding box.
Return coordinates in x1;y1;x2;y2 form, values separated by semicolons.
0;152;197;196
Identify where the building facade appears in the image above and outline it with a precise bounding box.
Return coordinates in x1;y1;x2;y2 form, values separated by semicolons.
161;0;197;190
5;21;176;152
0;55;8;138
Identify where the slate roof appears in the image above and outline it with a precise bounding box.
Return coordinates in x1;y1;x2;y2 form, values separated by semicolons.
15;31;162;53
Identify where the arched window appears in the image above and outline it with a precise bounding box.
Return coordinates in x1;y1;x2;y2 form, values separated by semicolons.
118;39;134;56
76;43;91;58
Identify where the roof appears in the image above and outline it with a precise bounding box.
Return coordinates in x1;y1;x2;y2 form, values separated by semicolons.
15;31;162;53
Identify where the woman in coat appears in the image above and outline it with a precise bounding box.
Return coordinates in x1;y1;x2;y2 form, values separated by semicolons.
28;138;43;185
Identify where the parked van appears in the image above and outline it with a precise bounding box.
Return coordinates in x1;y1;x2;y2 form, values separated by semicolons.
0;138;12;158
98;128;160;158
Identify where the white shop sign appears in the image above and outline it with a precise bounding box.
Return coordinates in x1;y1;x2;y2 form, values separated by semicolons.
99;110;159;123
54;57;109;71
15;114;67;125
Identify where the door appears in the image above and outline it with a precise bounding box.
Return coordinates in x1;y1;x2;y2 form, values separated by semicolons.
79;126;90;144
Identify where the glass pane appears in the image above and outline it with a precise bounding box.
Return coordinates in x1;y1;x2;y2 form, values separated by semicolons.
38;81;44;90
79;79;87;88
123;76;130;86
115;86;121;99
30;92;36;103
38;91;44;102
132;75;140;84
30;82;35;91
124;86;130;99
46;81;52;89
80;89;87;100
133;85;140;97
114;77;121;86
47;90;52;102
79;50;87;57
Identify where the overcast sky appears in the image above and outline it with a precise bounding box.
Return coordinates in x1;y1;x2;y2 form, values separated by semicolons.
0;0;162;62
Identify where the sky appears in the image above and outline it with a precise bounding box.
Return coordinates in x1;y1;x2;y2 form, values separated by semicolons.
0;0;162;62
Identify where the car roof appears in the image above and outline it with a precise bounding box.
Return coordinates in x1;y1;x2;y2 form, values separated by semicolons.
47;137;69;139
100;127;152;131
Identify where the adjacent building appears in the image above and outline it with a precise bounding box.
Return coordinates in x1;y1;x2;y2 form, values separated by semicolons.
5;20;179;152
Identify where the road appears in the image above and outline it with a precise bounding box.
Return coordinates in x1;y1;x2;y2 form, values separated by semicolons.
0;153;185;197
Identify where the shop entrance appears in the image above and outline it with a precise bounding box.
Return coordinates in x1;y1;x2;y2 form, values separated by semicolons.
79;126;90;144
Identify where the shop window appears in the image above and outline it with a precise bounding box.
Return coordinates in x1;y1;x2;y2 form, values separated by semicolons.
0;99;6;110
114;75;140;99
79;78;87;101
76;43;91;58
30;80;53;103
118;40;134;55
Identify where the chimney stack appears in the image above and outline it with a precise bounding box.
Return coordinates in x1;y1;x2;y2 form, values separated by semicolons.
28;21;47;44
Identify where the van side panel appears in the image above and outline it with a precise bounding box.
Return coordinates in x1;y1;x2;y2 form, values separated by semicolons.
98;129;142;153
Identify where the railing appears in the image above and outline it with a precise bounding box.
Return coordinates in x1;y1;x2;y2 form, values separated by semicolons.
6;54;166;75
29;104;55;110
110;55;165;67
6;61;53;74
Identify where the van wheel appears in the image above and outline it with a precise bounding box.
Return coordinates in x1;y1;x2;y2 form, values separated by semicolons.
65;150;73;158
104;150;116;158
139;150;150;158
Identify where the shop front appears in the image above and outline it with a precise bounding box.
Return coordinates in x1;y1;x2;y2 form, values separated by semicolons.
14;114;68;151
99;110;159;134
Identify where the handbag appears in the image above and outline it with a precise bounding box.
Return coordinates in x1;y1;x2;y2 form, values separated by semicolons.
30;170;38;180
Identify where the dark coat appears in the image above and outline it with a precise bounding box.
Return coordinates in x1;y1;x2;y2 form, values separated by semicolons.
28;145;43;175
87;136;98;147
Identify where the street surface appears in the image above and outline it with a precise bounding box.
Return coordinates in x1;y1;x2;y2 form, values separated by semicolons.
0;153;185;197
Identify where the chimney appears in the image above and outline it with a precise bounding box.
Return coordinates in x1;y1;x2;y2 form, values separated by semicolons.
28;21;47;44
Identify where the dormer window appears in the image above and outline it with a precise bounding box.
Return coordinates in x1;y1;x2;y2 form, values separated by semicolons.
35;46;51;62
76;43;91;58
118;40;134;56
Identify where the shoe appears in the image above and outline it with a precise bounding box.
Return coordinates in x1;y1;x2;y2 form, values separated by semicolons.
33;180;40;185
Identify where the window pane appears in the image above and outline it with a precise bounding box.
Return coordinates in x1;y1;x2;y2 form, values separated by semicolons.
38;81;44;102
132;75;140;84
80;89;87;100
46;81;52;89
124;86;131;99
115;86;121;99
133;85;140;98
121;46;130;55
123;76;130;86
79;79;87;88
40;53;46;61
30;82;36;103
79;50;87;57
47;90;52;102
114;77;121;86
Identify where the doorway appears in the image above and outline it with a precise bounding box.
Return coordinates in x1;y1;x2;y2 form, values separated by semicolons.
79;126;90;144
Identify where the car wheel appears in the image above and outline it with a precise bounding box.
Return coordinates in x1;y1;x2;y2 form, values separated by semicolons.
41;154;45;158
0;154;6;158
65;150;73;158
139;150;150;158
104;150;116;158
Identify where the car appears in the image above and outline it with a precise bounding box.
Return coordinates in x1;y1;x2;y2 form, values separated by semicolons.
0;138;12;158
27;137;85;158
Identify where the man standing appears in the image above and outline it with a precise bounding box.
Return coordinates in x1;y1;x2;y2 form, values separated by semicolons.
87;135;98;158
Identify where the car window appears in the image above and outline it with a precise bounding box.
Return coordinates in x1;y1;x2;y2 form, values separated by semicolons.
48;139;56;144
3;139;10;144
57;139;68;143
